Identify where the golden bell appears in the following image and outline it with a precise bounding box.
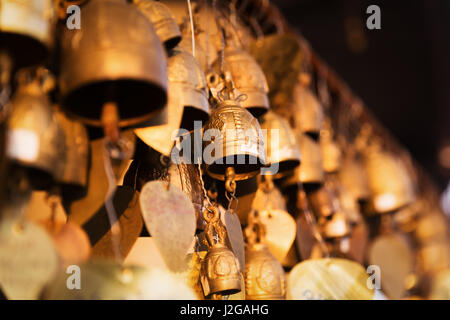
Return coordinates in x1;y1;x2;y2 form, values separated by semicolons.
320;122;342;174
279;133;324;189
200;243;242;297
292;84;324;136
338;154;370;202
168;46;210;130
133;0;181;51
259;111;301;178
212;48;269;117
134;46;210;156
203;101;266;181
0;0;55;67
7;74;65;189
54;108;89;198
59;0;167;128
245;243;286;300
364;147;416;214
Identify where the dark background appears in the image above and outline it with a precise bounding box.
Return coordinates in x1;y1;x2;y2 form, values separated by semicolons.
276;0;450;190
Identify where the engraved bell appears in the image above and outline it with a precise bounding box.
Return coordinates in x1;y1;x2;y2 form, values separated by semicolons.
6;69;65;190
54;108;89;199
259;110;301;179
200;207;242;297
245;243;286;300
244;210;286;300
0;0;55;68
59;0;167;128
211;47;270;117
203;101;266;181
132;0;181;51
134;46;210;156
364;146;416;214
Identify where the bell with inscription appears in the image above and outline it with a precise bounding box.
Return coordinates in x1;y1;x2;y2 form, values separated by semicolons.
203;100;266;181
59;0;167;129
200;206;241;298
132;0;181;51
244;211;286;300
6;68;65;190
0;0;55;68
211;47;270;117
259;110;301;179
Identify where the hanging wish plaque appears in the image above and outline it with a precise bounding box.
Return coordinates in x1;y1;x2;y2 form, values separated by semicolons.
140;180;196;272
220;205;245;271
0;218;59;299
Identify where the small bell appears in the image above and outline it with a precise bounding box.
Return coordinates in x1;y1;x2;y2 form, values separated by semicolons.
244;211;286;300
320;120;342;174
320;211;351;240
364;145;416;214
203;100;266;181
307;184;339;219
54;108;89;200
0;0;55;68
278;132;324;190
59;0;167;128
135;46;210;156
200;206;241;298
6;68;65;190
211;47;270;117
292;83;324;137
338;153;370;203
133;0;181;51
259;110;301;178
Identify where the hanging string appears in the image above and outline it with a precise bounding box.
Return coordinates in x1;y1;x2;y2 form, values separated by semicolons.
186;0;196;58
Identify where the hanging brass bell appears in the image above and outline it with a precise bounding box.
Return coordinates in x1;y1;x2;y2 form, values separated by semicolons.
135;46;210;156
211;48;270;117
290;83;324;137
6;70;65;190
59;0;167;128
54;108;89;199
364;146;416;214
0;0;55;68
203;101;266;181
133;0;181;51
244;210;286;300
320;211;351;240
320;121;342;174
200;207;241;297
307;184;339;219
278;132;324;189
245;243;287;300
338;153;370;203
259;110;301;178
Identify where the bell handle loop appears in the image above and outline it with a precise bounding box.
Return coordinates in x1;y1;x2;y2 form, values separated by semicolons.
203;205;219;223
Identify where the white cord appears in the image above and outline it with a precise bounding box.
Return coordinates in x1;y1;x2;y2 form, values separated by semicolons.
186;0;196;58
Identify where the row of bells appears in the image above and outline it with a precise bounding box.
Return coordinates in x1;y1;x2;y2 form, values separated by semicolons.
0;0;447;300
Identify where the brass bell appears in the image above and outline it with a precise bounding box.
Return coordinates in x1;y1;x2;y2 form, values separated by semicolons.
338;153;370;203
211;47;270;117
364;146;416;214
320;121;342;174
259;110;301;178
278;132;324;189
320;211;351;240
292;84;324;137
54;108;89;199
203;101;266;181
307;184;339;219
135;46;210;156
6;69;65;190
0;0;55;68
59;0;167;128
133;0;181;51
200;206;241;298
244;211;286;300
